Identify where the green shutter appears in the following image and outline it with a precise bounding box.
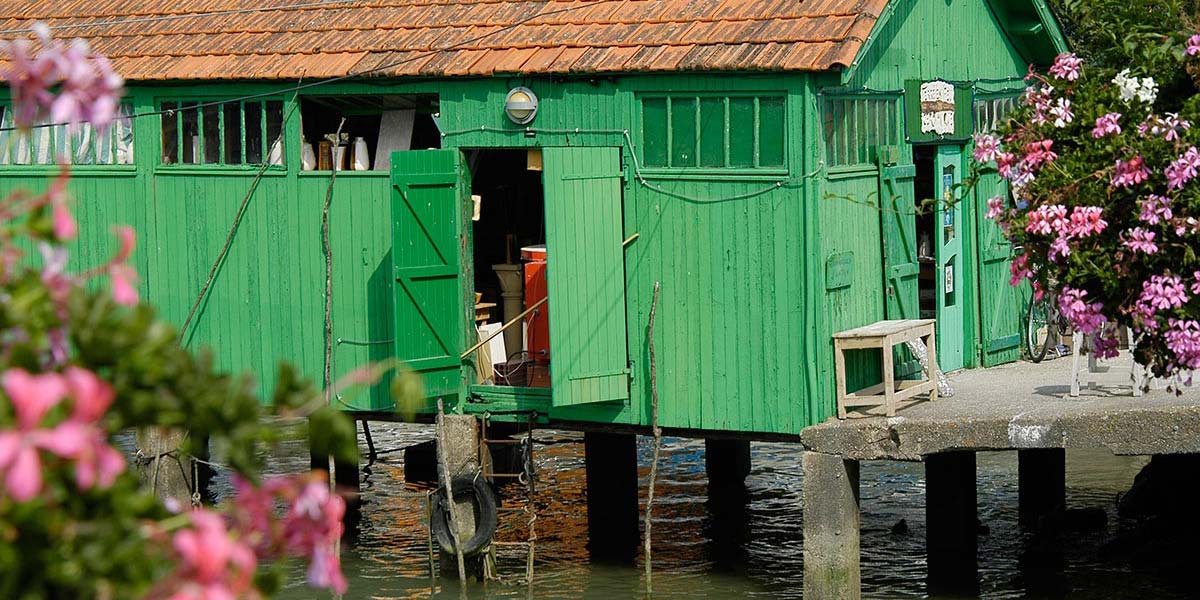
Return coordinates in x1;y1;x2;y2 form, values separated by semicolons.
542;147;630;406
879;157;922;377
976;171;1022;366
391;149;472;405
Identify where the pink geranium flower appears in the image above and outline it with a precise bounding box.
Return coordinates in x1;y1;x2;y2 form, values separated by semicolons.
1092;112;1122;138
1188;34;1200;56
1140;275;1189;312
1059;287;1106;334
1122;227;1158;254
170;510;258;600
0;370;68;501
1049;52;1083;81
1139;195;1173;225
973;134;1002;163
1166;147;1200;190
1112;156;1151;188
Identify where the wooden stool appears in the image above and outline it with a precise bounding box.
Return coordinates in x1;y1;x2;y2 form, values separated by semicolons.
833;319;938;418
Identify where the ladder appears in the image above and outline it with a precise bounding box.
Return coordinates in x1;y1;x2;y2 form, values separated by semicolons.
478;412;538;584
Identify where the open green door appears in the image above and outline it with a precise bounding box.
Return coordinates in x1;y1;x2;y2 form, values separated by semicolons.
880;155;922;377
975;171;1022;366
542;147;630;407
391;150;472;406
935;146;965;371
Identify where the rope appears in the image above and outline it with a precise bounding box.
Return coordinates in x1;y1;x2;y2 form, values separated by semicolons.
643;281;662;595
179;92;301;342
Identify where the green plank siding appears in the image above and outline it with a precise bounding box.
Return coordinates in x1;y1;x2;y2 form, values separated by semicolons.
542;147;630;407
0;0;1058;433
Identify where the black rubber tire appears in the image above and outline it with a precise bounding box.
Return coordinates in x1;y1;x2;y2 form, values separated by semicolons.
1027;296;1052;363
430;474;498;557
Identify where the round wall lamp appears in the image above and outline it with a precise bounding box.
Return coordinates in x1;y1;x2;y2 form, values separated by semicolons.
504;87;538;125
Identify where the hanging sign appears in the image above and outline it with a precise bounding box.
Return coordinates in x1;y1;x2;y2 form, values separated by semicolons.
921;81;956;135
904;80;973;143
944;264;955;294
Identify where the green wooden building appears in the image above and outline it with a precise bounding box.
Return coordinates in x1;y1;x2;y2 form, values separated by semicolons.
0;0;1067;437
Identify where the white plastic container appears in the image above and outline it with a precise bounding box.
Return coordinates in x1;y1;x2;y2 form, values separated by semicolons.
352;136;370;170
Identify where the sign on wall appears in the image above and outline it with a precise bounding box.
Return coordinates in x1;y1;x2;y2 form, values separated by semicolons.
904;79;973;143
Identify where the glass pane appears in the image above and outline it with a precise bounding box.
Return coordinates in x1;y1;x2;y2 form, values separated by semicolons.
114;106;134;165
0;107;9;164
180;102;199;164
72;124;95;165
729;97;754;167
161;102;179;164
202;105;220;164
244;102;263;164
642;97;668;167
698;98;724;168
758;97;784;167
265;101;284;165
223;103;242;164
670;97;697;167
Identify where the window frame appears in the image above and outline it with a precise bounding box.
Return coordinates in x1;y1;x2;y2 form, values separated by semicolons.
0;101;136;173
639;92;789;175
156;97;288;171
819;93;903;169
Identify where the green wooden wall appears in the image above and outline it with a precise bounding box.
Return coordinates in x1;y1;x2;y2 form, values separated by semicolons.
0;0;1064;435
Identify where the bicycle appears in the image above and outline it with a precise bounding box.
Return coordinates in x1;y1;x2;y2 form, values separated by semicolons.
1026;286;1070;363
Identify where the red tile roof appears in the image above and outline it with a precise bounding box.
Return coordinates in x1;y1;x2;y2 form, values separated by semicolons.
0;0;888;81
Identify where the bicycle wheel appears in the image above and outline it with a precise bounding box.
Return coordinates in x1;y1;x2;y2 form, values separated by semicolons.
1027;296;1053;362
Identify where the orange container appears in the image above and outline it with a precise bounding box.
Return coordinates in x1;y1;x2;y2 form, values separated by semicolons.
521;245;550;363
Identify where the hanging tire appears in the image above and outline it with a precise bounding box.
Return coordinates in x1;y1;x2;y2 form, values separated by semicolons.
430;474;498;557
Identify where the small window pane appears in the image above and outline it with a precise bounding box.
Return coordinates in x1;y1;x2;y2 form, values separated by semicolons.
244;102;263;164
698;98;725;168
758;97;784;167
643;98;668;167
161;102;179;164
265;101;284;165
670;97;697;168
181;103;200;164
223;103;242;164
202;105;220;164
729;98;755;167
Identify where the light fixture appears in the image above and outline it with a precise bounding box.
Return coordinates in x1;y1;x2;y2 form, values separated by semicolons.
504;87;538;125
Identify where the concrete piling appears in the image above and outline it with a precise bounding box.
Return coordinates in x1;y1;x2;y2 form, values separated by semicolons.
136;428;197;505
1018;448;1066;527
584;431;640;560
802;451;861;600
925;451;978;596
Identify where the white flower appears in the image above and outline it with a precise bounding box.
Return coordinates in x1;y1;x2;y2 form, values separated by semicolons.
1113;69;1158;106
1050;98;1073;128
1138;77;1158;105
1114;69;1139;103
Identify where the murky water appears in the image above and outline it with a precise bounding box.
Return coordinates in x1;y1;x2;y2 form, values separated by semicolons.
210;424;1194;599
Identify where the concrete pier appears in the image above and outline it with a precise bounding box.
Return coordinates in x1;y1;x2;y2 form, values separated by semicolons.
799;355;1200;598
584;431;639;560
802;452;860;600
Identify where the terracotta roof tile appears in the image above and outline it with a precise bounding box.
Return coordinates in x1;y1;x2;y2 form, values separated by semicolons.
0;0;886;80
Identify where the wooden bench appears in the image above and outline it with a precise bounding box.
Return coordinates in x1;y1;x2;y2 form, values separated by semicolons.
833;319;938;418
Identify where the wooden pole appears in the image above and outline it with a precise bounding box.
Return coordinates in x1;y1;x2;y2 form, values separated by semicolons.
436;399;467;583
461;296;547;360
643;281;662;595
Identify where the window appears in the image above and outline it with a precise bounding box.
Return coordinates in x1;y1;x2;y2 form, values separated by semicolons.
974;95;1019;133
641;95;785;169
160;100;285;166
821;96;900;167
0;104;133;166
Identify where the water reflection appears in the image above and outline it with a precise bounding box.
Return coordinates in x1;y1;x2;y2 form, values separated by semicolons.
204;424;1191;599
